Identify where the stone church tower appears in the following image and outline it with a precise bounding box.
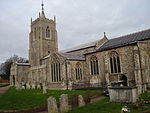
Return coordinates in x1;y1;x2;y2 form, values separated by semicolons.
29;3;58;66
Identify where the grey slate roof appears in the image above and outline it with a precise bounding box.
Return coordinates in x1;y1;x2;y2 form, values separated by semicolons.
98;28;150;51
60;52;85;61
42;52;85;61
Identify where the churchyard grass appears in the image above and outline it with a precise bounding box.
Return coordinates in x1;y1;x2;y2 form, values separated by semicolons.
0;87;101;110
67;92;150;113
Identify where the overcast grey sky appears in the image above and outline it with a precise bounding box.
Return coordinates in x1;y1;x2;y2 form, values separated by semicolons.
0;0;150;64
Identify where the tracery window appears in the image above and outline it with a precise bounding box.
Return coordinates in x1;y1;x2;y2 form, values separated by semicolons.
110;51;121;73
90;55;99;75
75;62;83;80
46;26;50;37
51;62;61;82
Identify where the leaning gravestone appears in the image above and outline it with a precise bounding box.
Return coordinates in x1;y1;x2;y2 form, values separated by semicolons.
78;95;85;107
60;94;69;113
47;97;58;113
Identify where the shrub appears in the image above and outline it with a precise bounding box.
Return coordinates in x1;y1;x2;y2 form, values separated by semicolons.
139;91;150;104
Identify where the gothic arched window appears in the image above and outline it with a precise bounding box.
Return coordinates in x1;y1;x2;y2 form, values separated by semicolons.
51;62;61;82
90;55;99;75
75;62;83;80
110;51;121;73
46;26;50;37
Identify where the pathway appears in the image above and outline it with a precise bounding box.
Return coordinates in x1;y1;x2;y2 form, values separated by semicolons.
0;85;10;95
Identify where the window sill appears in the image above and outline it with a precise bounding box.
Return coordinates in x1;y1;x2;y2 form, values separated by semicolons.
110;73;123;75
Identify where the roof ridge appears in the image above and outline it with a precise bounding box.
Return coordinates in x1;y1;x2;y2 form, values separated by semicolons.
109;28;150;41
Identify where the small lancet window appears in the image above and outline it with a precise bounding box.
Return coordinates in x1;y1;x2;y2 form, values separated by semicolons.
46;26;50;37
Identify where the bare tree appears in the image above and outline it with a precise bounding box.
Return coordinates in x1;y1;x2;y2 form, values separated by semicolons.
0;55;28;80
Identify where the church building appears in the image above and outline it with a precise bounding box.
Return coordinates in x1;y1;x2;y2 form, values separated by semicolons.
10;3;150;95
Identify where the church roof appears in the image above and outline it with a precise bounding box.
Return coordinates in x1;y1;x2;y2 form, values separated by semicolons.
60;52;85;61
98;28;150;52
41;52;85;61
61;37;105;53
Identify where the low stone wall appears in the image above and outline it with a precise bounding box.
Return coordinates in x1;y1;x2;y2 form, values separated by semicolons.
109;86;138;103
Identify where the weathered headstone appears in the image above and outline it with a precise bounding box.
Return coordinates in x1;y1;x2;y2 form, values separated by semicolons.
47;97;58;113
32;84;35;89
60;94;69;113
78;95;85;107
26;83;30;89
16;84;22;90
22;85;25;89
37;84;41;89
43;87;47;94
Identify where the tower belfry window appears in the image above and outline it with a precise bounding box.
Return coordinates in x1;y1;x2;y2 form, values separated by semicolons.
46;26;50;38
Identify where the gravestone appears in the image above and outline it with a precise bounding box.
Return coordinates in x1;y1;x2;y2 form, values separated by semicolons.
47;97;58;113
43;87;47;94
78;95;85;107
32;84;35;89
26;83;30;89
22;85;25;89
60;94;69;113
37;84;40;89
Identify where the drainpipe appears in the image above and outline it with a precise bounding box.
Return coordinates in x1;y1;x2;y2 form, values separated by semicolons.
65;59;69;90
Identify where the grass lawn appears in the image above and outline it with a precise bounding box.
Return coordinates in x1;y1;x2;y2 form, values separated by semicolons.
67;98;149;113
0;87;101;110
67;91;150;113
